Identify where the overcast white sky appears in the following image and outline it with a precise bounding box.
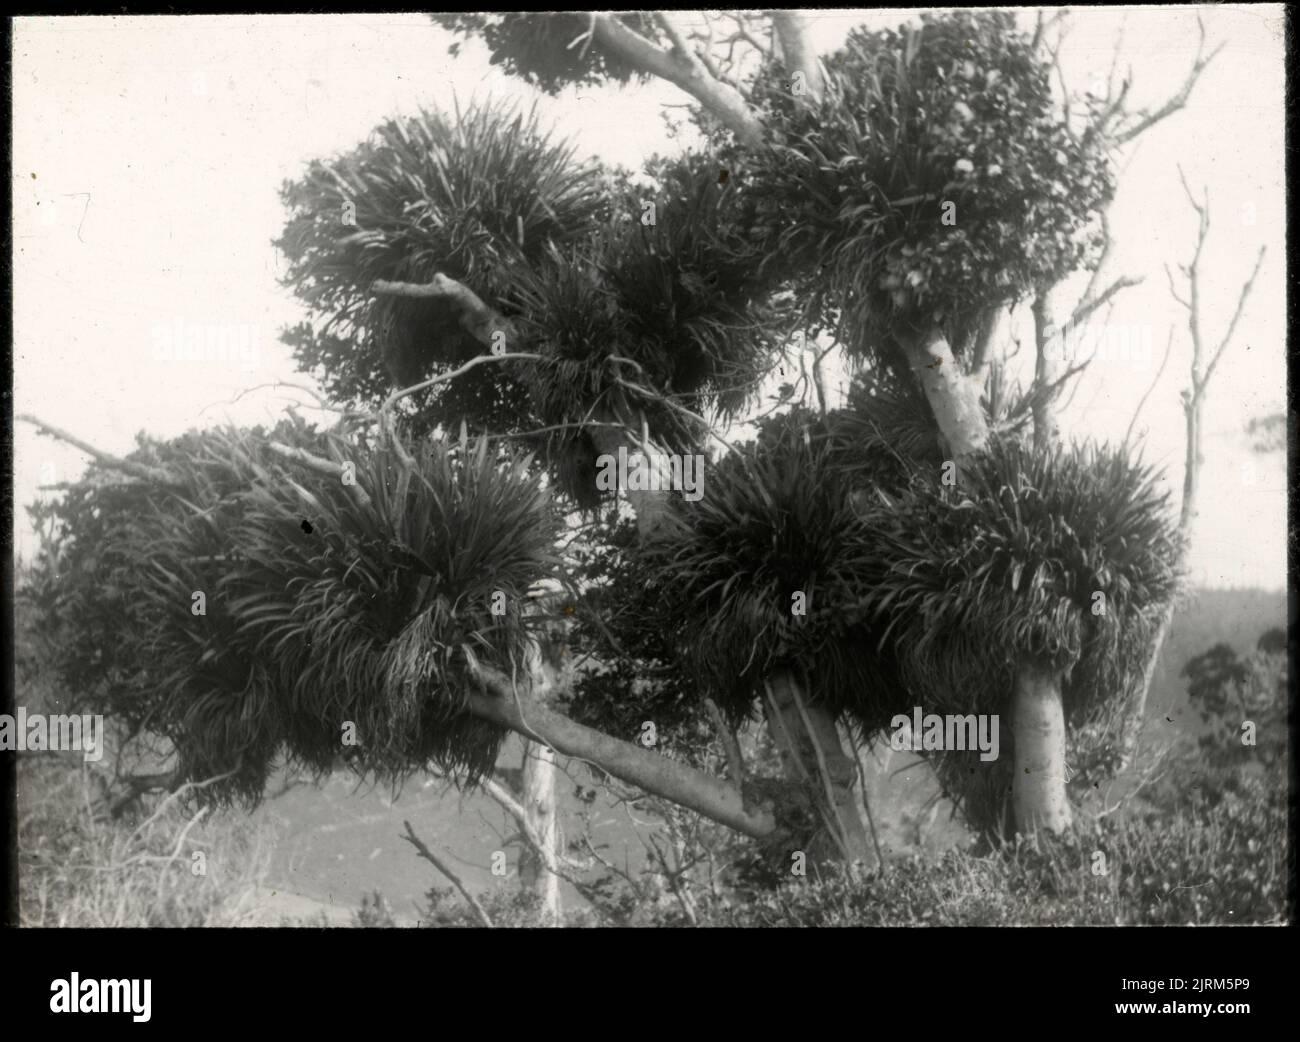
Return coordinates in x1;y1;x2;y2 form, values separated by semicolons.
11;7;1288;589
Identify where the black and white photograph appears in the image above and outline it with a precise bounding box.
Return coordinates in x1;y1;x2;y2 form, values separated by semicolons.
6;4;1289;956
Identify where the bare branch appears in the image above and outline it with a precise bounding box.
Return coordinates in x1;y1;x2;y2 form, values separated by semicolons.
1122;326;1176;450
1031;9;1067;52
1077;210;1116;310
382;351;542;417
1164;262;1191;310
373;273;513;347
400;821;493;927
590;14;765;145
1121;182;1262;769
1203;246;1266;388
200;381;366;419
463;654;775;839
18;414;177;486
1070;273;1144;326
266;441;373;510
1113;16;1223;145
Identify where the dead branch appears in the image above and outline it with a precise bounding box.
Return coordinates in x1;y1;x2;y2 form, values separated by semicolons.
18;414;177;486
201;380;366;419
266;441;373;510
590;14;765;145
381;351;542;418
1119;179;1266;768
373;273;513;348
1070;273;1145;327
400;820;494;927
1122;326;1176;449
1112;16;1224;145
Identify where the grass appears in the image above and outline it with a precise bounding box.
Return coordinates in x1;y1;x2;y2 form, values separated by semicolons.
18;753;275;927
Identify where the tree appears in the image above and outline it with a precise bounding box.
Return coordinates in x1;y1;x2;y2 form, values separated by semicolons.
25;10;1234;878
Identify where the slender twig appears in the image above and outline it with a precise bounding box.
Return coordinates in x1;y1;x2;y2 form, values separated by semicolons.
200;381;366;419
1122;326;1176;450
845;729;886;871
381;352;542;418
400;820;494;927
1113;16;1223;145
1070;273;1144;327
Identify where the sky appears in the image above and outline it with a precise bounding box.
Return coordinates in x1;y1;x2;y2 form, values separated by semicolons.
11;7;1288;589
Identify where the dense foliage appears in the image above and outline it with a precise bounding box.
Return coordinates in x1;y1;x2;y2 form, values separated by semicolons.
29;9;1185;852
26;419;560;803
744;11;1114;356
435;14;661;95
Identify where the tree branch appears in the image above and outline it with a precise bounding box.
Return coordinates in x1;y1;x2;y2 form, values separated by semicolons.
1120;181;1263;769
1112;15;1223;144
400;820;493;927
1203;246;1266;388
1070;273;1144;326
462;655;776;840
18;414;177;486
373;274;513;347
1122;325;1176;450
591;14;765;145
266;441;373;510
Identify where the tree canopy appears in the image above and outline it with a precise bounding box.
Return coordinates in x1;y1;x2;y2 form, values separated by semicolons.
27;9;1203;854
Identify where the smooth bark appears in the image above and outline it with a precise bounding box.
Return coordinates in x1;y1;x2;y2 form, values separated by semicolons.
1030;292;1063;452
771;11;825;105
518;740;562;923
896;327;990;458
464;662;777;840
591;15;765;146
1011;663;1073;833
588;423;674;540
763;669;873;866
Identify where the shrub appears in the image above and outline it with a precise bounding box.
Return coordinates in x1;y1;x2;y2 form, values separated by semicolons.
18;754;273;927
27;420;562;804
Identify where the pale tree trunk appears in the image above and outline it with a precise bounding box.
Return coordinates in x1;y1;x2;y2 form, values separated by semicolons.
896;326;990;459
1030;292;1064;452
763;669;873;866
1011;663;1073;834
772;11;825;105
514;587;571;924
518;740;562;923
588;424;673;539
